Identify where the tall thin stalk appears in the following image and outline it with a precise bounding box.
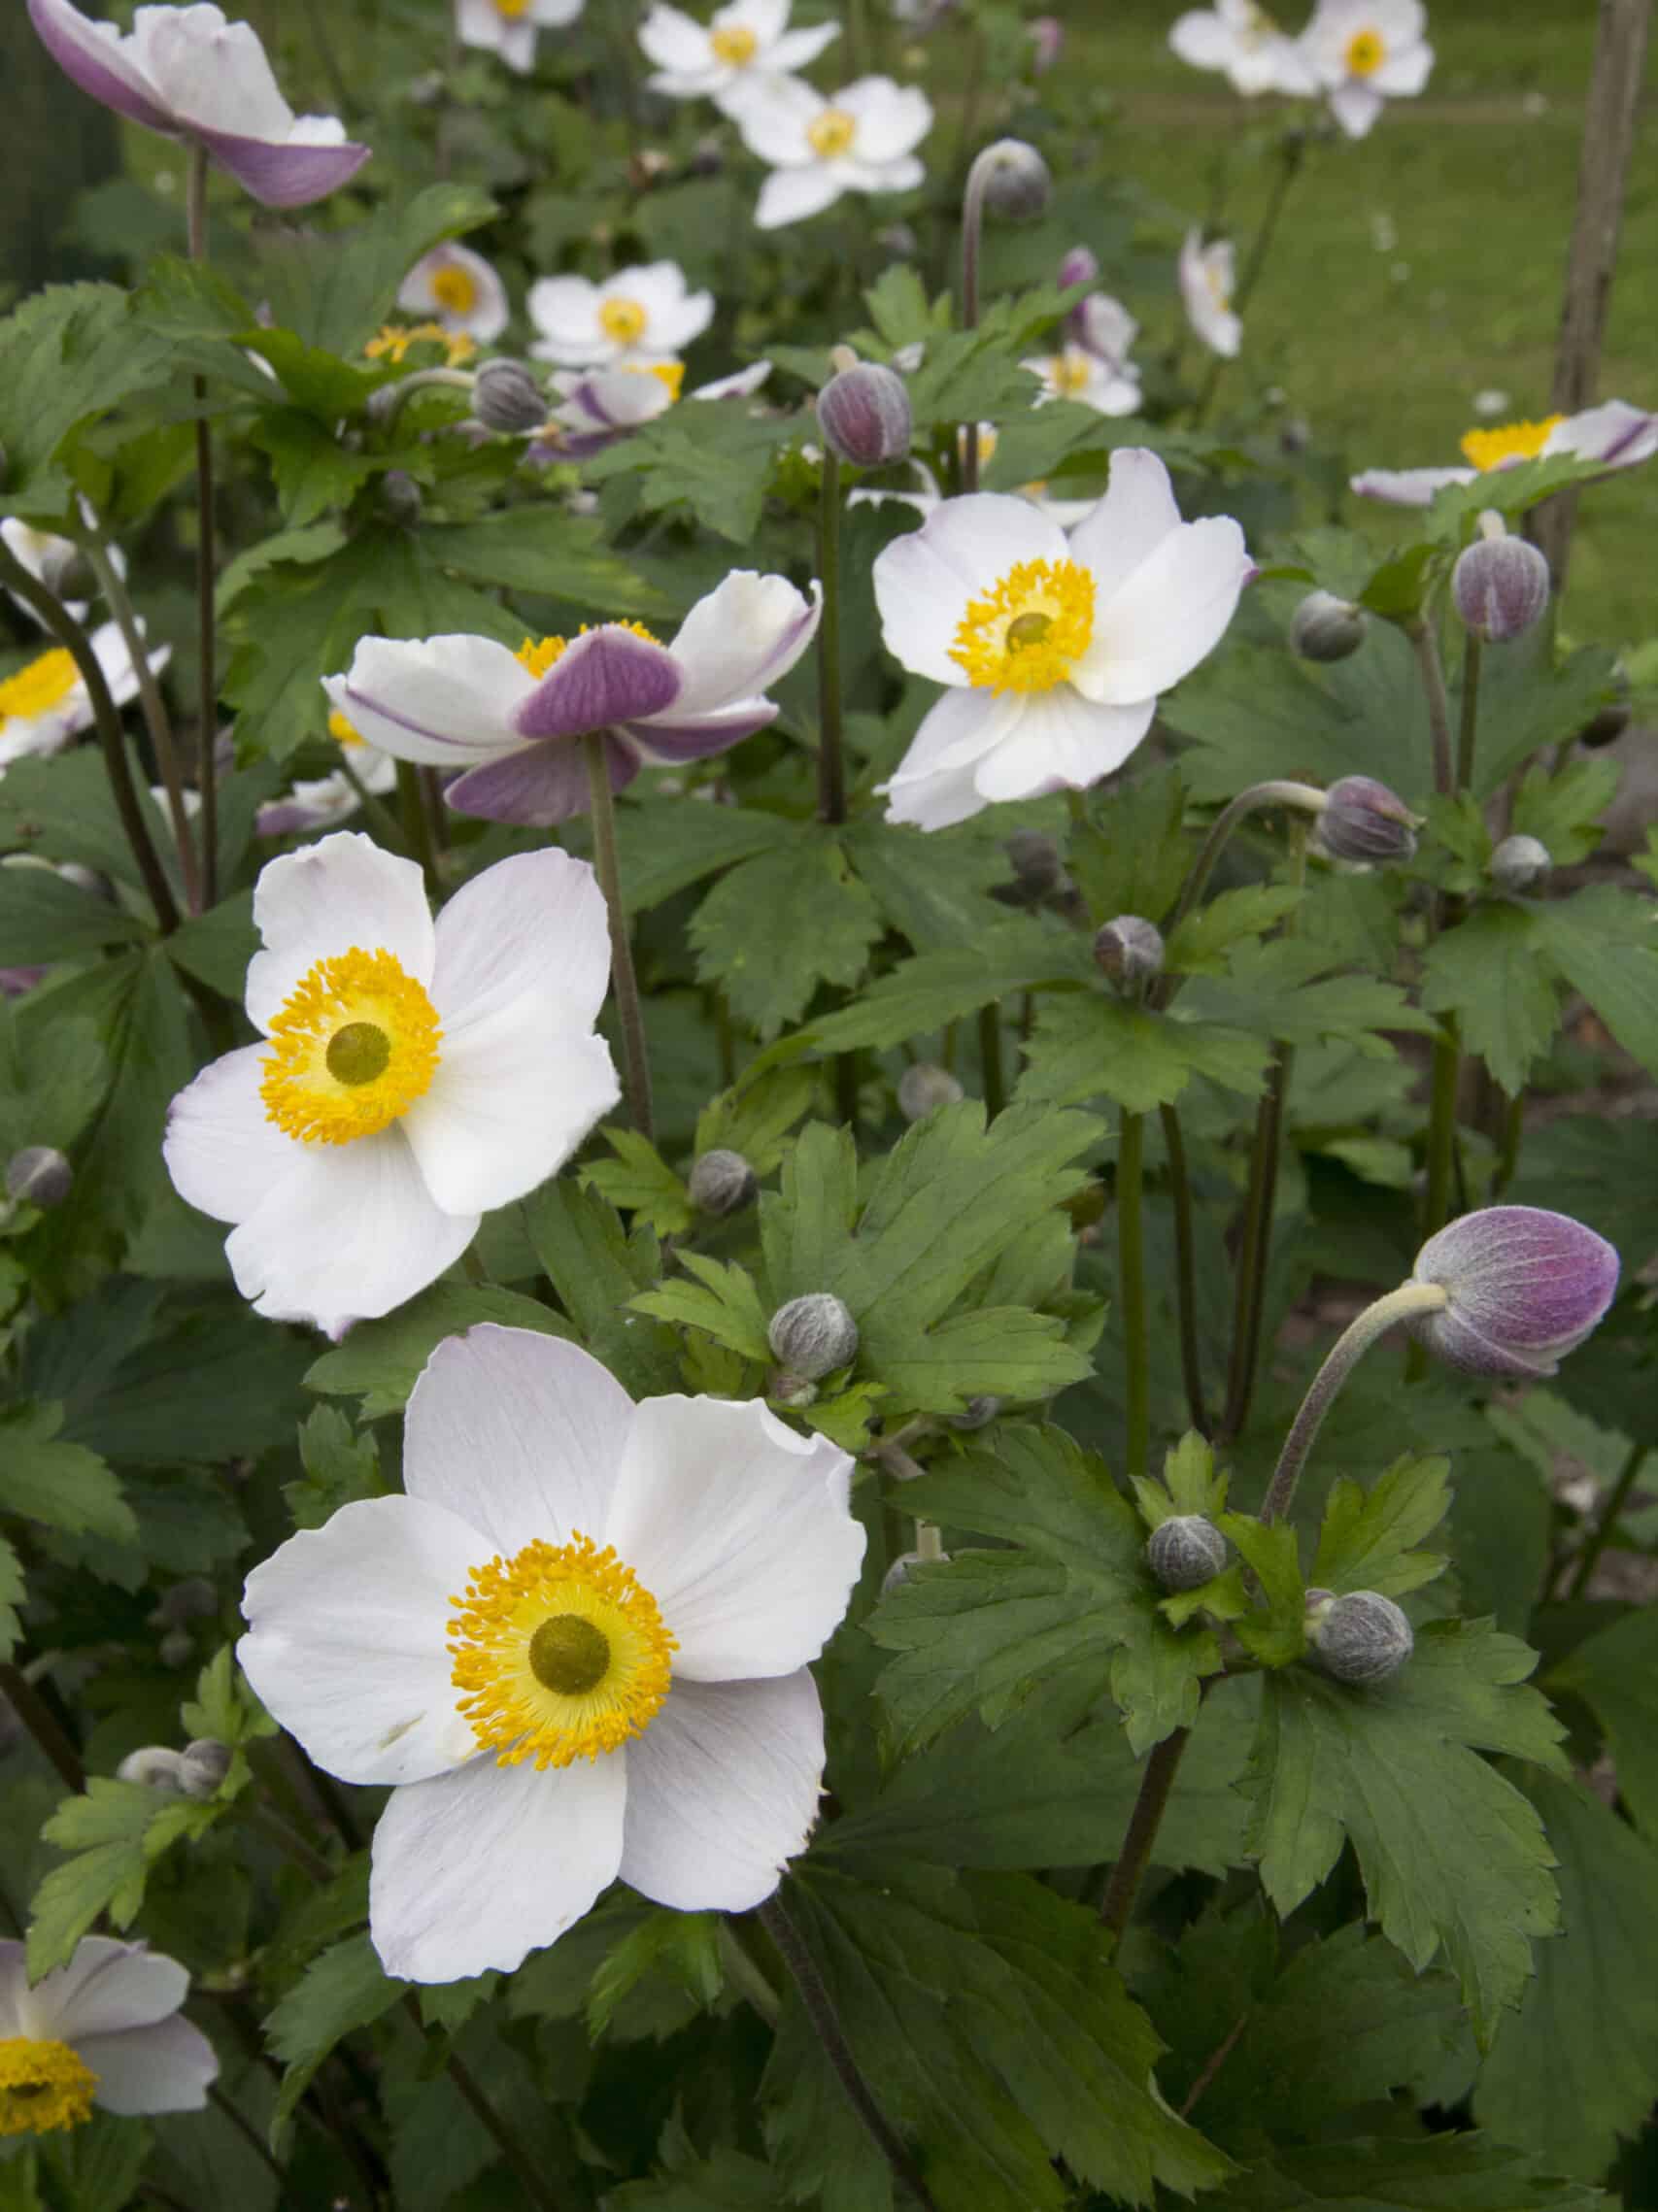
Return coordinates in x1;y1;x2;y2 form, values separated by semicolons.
977;1001;1005;1117
1192;129;1305;423
1099;1727;1191;1937
1456;632;1483;791
1118;1110;1150;1483
1568;1440;1649;1598
187;145;220;907
1407;616;1455;798
1160;1102;1210;1436
583;733;654;1140
817;451;847;825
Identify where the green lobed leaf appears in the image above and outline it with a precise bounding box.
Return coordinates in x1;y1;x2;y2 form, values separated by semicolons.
287;1404;384;1531
0;283;174;513
612;800;794;916
581;1127;694;1238
1164;884;1305;977
0;866;150;965
1219;1514;1307;1667
1016;992;1272;1114
522;1177;661;1340
0;1533;22;1663
1067;768;1192;925
251;184;498;358
1309;1454;1452;1598
690;832;885;1039
0;996;107;1159
304;1280;572;1417
0;1400;135;1543
608;2150;789;2210
1420;904;1559;1095
262;1931;407;2143
1506;755;1622;866
27;1781;219;1978
630;1252;772;1364
1532;885;1658;1079
694;1061;817;1174
802;919;1095;1055
1220;2134;1603;2208
421;509;675;618
1548;1606;1658;1841
842;816;1014;952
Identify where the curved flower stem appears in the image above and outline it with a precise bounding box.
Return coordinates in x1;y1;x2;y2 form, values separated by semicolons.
1160;1102;1210;1436
1406;616;1455;798
583;733;654;1141
757;1895;940;2212
817;450;846;825
1156;779;1323;982
1260;1281;1450;1525
1456;631;1483;792
1118;1110;1150;1484
371;365;476;431
977;1001;1005;1117
187;143;220;908
0;542;179;934
1099;1726;1190;1938
1569;1439;1650;1598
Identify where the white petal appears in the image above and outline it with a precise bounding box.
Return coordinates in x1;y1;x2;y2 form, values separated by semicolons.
661;573;822;719
637;3;708;70
369;1751;626;1981
837;76;932;163
1349;465;1474;506
245;830;435;1032
1088;516;1252;703
239;1495;483;1784
621;1671;824;1911
972;687;1155;801
33;1940;187;2041
325;634;532;769
877;690;1024;830
768;23;840;70
224;1128;476;1335
1065;448;1182;601
163;1044;300;1225
1169;11;1234;68
1329;80;1382;136
730;72;822;162
1549;401;1658;469
133;9;293;137
527;275;605;363
755;164;844;228
873;493;1066;684
79;2016;218;2116
725;0;787;42
1373;40;1432;93
404;1325;634;1557
604;1397;863;1681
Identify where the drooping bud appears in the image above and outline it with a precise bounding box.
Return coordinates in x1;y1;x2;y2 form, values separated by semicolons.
1307;1590;1413;1684
1291;589;1368;663
379;470;423;526
949;1394;1000;1431
178;1739;233;1798
687;1148;758;1217
117;1747;189;1793
999;828;1065;906
1094;915;1165;989
471;357;549;434
1146;1515;1229;1592
1319;776;1421;864
1489;833;1551;894
897;1063;964;1122
1451;531;1550;642
768;1292;860;1380
817;361;913;469
5;1147;72;1209
975;138;1051;220
1409;1205;1620;1379
1058;244;1100;291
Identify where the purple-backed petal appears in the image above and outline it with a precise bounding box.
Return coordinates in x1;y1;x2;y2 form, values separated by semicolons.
1410;1205;1620;1378
190;124;370;210
445;743;592;827
26;0;175;132
623;702;778;764
512;627;681;744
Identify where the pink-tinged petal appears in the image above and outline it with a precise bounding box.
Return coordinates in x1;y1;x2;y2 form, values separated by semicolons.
1549;401;1658;470
604;1397;863;1682
1411;1206;1620;1380
405;1326;635;1559
190;124;369;209
512;627;681;742
163;1044;301;1226
25;0;174;132
327;634;533;767
239;1496;481;1785
1066;449;1182;602
1087;516;1252;704
624;704;778;763
445;733;637;824
245;831;435;1032
621;1671;824;1911
35;1941;187;2041
972;688;1155;802
369;1751;626;1981
660;574;823;719
873;493;1067;686
79;2015;218;2116
1349;465;1475;506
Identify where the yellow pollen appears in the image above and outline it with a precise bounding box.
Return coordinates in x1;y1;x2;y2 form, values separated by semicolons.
711;23;759;65
449;1531;677;1768
515;633;568;679
642;360;687;400
1344;26;1385;75
949;557;1096;694
0;648;80;730
430;265;479;316
597;297;649;348
1048;350;1095;399
327;709;364;749
807;107;857;158
1459;416;1565;471
260;947;441;1146
0;2039;98;2137
364;322;476;366
495;0;530;16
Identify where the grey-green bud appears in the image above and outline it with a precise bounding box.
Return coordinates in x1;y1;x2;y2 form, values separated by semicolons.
1307;1589;1413;1683
1146;1515;1229;1592
5;1147;71;1209
1094;915;1165;989
818;362;912;469
949;1394;1000;1431
1291;589;1368;663
1452;532;1550;643
1489;833;1551;894
178;1738;233;1798
117;1747;189;1793
1319;776;1421;864
767;1292;859;1380
472;357;549;434
379;470;423;525
897;1062;964;1122
1000;828;1065;904
975;138;1051;219
687;1148;757;1216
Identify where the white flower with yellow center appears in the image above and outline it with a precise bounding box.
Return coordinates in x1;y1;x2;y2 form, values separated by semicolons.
239;1324;864;1981
397;243;510;345
163;834;618;1335
1169;0;1317;95
0;620;168;768
872;450;1252;830
456;0;583;75
1020;340;1140;419
0;519;122;627
0;1937;217;2138
1179;228;1241;359
530;358;771;460
255;710;399;838
527;262;713;370
638;0;839;113
1301;0;1433;138
1352;401;1658;507
728;73;932;230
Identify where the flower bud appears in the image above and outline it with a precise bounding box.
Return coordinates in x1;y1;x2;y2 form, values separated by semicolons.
5;1146;71;1209
687;1148;757;1217
178;1739;233;1798
999;828;1065;906
1146;1515;1229;1592
1307;1590;1413;1684
897;1063;964;1122
975;139;1051;220
1452;533;1550;642
1410;1205;1620;1379
1058;245;1100;291
768;1292;859;1380
1028;16;1064;72
379;470;423;526
1319;776;1421;864
1291;589;1368;663
471;357;549;434
1094;915;1165;989
949;1394;999;1431
117;1747;189;1793
818;362;912;469
1489;833;1551;894
882;1548;950;1595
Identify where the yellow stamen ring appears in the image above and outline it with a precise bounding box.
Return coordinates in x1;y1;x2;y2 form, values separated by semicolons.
597;298;649;347
0;2039;98;2137
1344;27;1385;75
807;107;857;158
430;265;479;316
1459;416;1565;472
449;1532;677;1769
514;620;660;684
260;947;441;1146
711;23;759;65
949;556;1097;694
0;648;80;730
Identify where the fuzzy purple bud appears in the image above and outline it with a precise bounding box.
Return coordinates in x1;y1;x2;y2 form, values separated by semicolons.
1410;1205;1620;1379
1094;916;1165;989
1058;245;1100;291
471;357;549;434
1452;534;1550;643
818;361;912;468
1291;589;1368;663
1320;776;1421;864
768;1292;859;1380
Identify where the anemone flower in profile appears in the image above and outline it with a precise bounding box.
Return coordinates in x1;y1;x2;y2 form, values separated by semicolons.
529;359;771;460
255;710;399;838
1351;401;1658;506
26;0;369;208
0;621;169;767
0;1937;217;2137
1179;229;1241;358
457;0;584;74
728;75;932;230
397;243;510;345
638;0;839;112
528;262;714;369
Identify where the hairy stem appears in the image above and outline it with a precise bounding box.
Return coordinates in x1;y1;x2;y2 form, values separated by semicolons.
1118;1111;1150;1483
1456;631;1483;792
584;733;654;1140
1569;1439;1649;1598
1407;616;1455;798
956;138;1001;489
187;144;220;907
1158;779;1323;970
441;2040;571;2212
1420;1017;1461;1247
817;450;846;825
1099;1727;1191;1938
1160;1102;1211;1436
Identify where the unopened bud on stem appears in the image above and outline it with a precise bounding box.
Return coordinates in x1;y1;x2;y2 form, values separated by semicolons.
1319;776;1421;864
1489;833;1550;894
471;357;549;434
687;1148;757;1216
5;1147;71;1209
970;138;1052;220
1094;916;1165;989
1146;1515;1228;1592
768;1292;859;1380
1452;528;1550;643
818;361;912;468
897;1063;964;1121
1291;589;1368;663
1307;1589;1413;1683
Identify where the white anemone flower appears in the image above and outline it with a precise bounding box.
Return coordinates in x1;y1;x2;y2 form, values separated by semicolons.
255;709;399;838
1168;0;1318;95
639;0;839;113
457;0;583;75
0;620;169;768
729;75;933;230
1301;0;1433;138
322;571;821;826
872;450;1252;830
529;358;771;460
397;244;510;345
0;1937;217;2136
163;835;618;1336
527;262;713;369
1020;342;1140;419
26;0;368;209
1179;228;1241;359
1352;401;1658;507
0;519;123;628
239;1324;865;1981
